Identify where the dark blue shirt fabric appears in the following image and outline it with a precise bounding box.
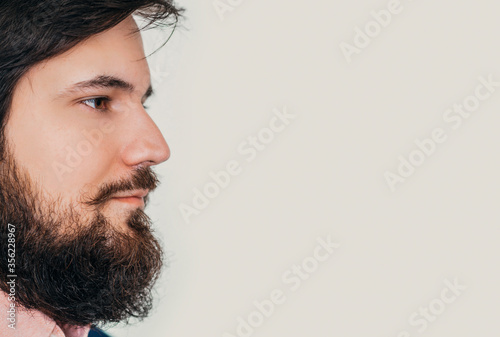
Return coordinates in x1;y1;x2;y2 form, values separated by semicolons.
88;327;112;337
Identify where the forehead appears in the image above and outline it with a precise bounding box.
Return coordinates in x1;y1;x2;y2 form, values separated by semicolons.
23;16;151;95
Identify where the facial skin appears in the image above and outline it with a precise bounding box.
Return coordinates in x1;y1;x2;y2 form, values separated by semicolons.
0;16;170;326
5;15;170;231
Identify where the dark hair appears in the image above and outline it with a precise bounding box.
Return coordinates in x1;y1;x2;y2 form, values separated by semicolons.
0;0;183;157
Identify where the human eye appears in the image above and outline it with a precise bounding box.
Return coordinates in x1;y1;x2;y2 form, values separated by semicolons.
80;97;111;111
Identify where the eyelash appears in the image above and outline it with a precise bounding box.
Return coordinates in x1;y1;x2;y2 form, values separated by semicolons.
80;97;149;112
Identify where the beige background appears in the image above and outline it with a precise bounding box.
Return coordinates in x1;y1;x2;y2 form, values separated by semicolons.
108;0;499;336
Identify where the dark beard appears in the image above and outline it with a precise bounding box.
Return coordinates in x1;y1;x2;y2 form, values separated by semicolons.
0;142;164;327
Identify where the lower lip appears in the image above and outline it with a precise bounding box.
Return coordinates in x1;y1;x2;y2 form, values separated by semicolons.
111;196;144;208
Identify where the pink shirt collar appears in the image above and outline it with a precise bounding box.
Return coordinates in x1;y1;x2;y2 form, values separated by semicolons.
0;291;90;337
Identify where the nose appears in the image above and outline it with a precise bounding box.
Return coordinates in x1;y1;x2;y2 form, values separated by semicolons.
120;108;170;168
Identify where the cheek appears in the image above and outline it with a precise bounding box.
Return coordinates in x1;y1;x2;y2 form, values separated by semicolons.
46;130;118;195
8;110;117;197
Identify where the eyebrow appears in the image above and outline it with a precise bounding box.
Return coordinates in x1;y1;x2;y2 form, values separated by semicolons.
56;75;153;101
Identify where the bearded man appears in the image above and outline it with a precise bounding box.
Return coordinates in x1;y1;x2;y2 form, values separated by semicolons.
0;1;182;336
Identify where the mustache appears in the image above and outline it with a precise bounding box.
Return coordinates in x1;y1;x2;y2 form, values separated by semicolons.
83;166;160;207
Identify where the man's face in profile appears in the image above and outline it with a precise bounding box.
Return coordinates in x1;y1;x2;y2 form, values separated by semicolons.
0;16;170;326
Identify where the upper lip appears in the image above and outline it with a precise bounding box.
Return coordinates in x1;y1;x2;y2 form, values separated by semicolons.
111;189;149;199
